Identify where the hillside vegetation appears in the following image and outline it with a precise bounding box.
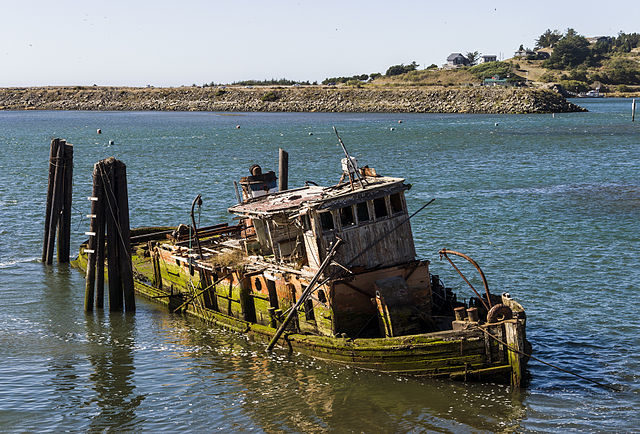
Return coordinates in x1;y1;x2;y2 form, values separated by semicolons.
325;29;640;97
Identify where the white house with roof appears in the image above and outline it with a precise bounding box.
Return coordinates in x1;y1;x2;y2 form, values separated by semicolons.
479;55;497;63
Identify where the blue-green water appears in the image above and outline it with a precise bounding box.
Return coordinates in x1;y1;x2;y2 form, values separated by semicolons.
0;100;638;432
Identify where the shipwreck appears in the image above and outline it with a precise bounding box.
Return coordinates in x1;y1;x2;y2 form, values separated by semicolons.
74;136;530;387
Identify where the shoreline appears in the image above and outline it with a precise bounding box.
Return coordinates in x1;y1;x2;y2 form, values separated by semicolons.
0;85;586;114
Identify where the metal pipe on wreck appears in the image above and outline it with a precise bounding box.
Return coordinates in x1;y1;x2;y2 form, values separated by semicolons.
278;148;288;191
266;238;344;351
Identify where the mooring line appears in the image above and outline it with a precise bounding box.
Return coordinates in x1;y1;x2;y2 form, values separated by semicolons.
477;325;622;392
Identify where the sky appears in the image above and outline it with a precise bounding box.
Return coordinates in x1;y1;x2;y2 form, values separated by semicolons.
2;0;639;87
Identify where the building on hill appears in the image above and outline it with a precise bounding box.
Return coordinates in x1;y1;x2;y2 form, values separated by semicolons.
445;53;469;68
586;36;608;44
479;55;497;63
514;49;550;60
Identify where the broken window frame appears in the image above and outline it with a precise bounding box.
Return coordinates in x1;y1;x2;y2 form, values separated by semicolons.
339;205;356;228
389;192;404;215
319;210;335;232
373;196;389;220
356;201;370;224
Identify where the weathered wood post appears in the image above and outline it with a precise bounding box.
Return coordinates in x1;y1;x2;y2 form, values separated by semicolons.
83;157;135;312
104;159;123;311
95;175;106;309
42;138;73;265
504;320;524;388
42;139;60;263
632;99;636;122
114;159;135;312
278;148;288;191
58;142;73;262
84;163;101;311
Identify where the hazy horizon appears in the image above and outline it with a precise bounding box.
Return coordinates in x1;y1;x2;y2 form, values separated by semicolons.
2;0;638;87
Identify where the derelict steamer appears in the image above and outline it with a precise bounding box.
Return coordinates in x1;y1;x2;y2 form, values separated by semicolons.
75;146;529;386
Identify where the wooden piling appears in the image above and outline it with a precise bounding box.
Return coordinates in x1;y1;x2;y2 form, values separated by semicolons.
114;160;135;312
95;165;106;309
278;148;288;191
44;140;65;265
58;142;73;263
42;139;73;265
83;157;135;312
632;99;636;122
84;163;101;311
42;139;59;263
103;160;123;311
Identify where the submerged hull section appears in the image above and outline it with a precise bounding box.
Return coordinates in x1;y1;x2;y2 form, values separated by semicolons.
74;237;528;386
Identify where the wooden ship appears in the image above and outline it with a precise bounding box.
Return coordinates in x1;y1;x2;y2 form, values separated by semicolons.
74;141;530;387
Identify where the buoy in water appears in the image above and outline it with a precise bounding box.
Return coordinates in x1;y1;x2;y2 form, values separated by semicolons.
494;123;499;126
398;120;403;124
308;132;313;136
390;127;395;131
97;129;102;134
236;125;241;129
108;140;114;145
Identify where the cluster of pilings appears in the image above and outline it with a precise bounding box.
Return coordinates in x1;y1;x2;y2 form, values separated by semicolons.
83;157;135;312
42;139;74;264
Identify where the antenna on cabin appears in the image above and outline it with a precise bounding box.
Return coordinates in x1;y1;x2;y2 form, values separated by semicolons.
333;126;367;189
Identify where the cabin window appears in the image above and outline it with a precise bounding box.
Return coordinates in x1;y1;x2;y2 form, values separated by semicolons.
356;201;370;223
340;206;355;228
373;197;388;219
390;193;404;215
319;211;334;231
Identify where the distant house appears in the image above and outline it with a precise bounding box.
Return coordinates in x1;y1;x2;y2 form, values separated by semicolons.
445;53;470;68
514;49;550;60
587;36;608;44
479;55;497;63
514;49;536;58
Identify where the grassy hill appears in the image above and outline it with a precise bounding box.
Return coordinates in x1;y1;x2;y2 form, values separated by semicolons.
341;31;640;97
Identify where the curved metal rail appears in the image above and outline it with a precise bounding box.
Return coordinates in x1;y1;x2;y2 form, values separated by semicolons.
438;249;492;310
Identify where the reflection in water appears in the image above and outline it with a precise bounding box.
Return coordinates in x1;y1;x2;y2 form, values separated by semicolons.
172;320;526;432
85;312;144;430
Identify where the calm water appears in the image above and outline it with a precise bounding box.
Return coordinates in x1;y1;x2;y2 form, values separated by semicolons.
1;100;638;432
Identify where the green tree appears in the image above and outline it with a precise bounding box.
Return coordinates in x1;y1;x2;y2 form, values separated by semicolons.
545;30;590;69
602;57;640;84
385;61;419;76
536;29;562;48
614;32;640;52
465;51;479;66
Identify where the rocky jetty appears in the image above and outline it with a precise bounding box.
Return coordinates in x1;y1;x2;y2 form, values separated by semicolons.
0;86;586;113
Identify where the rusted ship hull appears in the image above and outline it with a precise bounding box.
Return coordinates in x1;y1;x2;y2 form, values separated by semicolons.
73;231;528;386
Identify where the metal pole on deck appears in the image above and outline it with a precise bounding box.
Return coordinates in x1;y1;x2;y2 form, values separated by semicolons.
266;238;344;351
278;148;288;191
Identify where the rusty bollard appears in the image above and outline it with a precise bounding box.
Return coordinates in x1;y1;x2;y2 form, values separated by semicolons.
467;307;479;322
454;306;467;321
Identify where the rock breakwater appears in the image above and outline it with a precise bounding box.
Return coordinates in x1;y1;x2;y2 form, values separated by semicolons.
0;86;586;113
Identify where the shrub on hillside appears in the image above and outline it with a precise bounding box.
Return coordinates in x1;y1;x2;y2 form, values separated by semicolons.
261;91;278;102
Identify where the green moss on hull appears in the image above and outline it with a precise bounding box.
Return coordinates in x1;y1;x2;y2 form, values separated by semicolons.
74;248;521;383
